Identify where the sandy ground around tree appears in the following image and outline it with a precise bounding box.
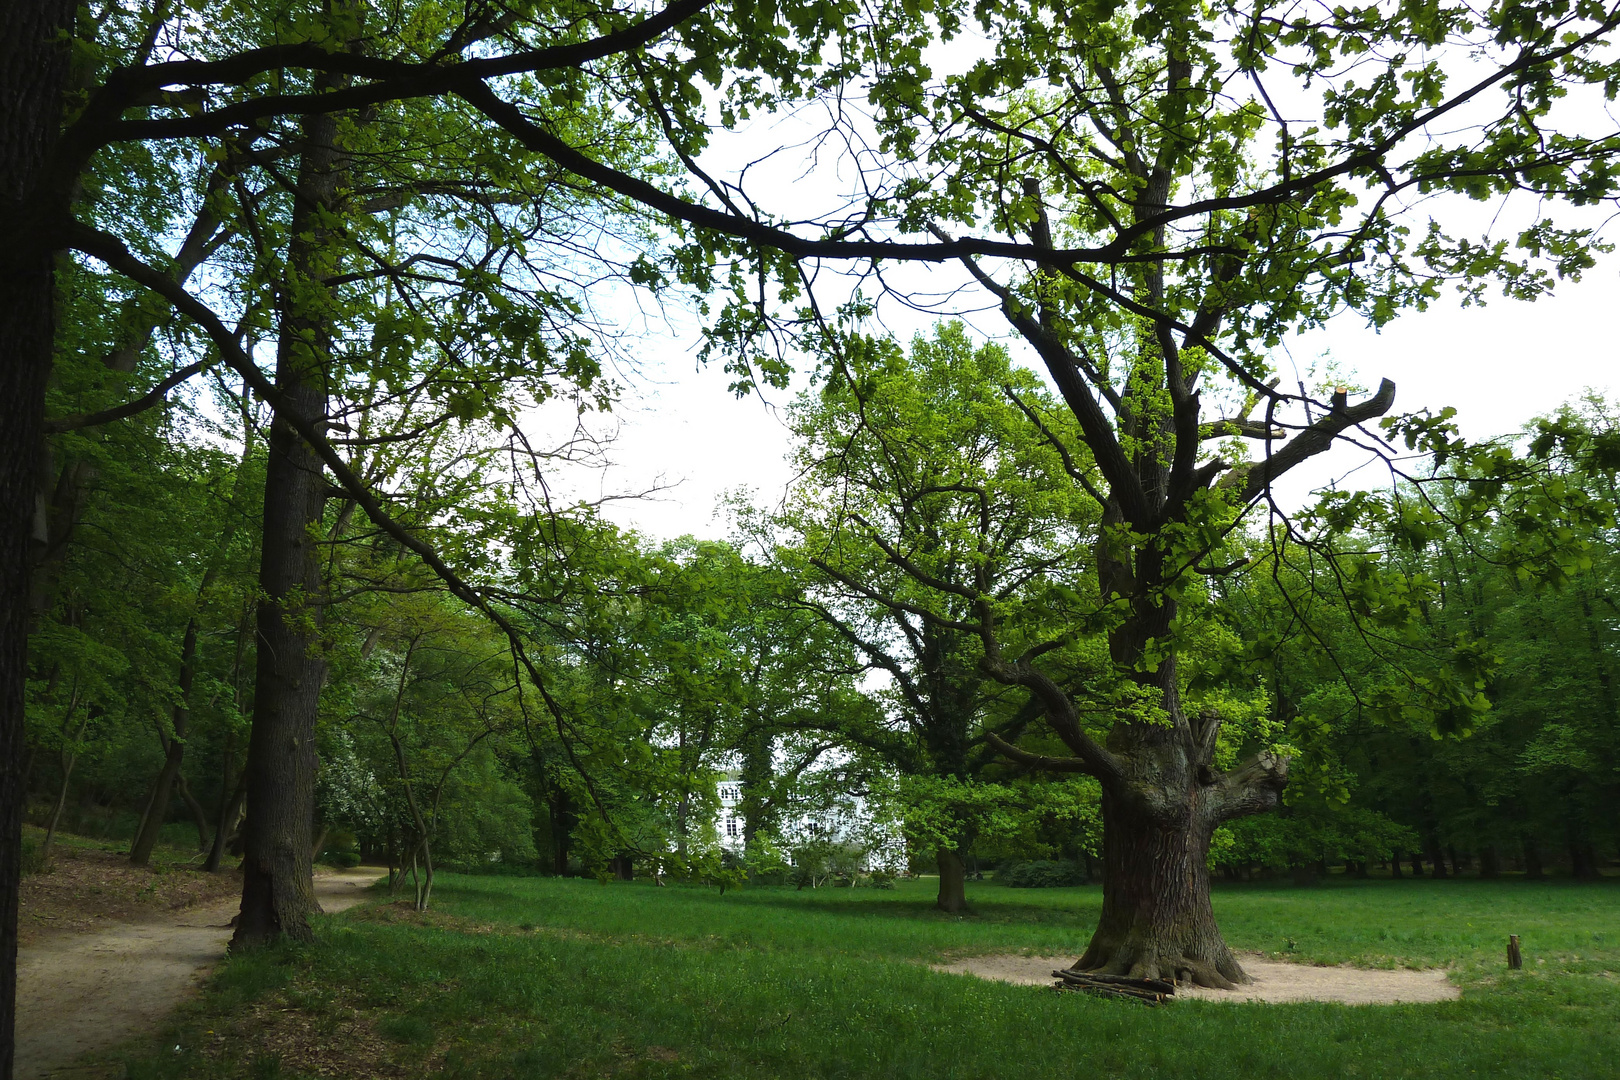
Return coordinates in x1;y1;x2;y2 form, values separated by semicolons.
15;866;384;1080
931;952;1460;1005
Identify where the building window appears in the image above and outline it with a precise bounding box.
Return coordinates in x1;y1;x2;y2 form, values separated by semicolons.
725;817;738;838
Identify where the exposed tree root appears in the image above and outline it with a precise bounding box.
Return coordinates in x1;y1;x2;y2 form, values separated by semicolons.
1071;942;1249;989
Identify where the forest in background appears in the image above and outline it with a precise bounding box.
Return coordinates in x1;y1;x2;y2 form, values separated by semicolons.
23;318;1620;900
8;0;1620;1066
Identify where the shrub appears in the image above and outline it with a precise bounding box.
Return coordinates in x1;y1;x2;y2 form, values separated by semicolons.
20;836;45;876
998;859;1082;888
789;839;868;889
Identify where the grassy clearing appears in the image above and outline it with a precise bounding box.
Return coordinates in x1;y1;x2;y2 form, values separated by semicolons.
118;875;1619;1080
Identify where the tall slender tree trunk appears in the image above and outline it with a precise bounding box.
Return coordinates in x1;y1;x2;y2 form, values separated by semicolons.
205;769;246;872
40;692;88;863
135;413;253;866
205;615;250;873
935;847;967;912
41;741;85;864
233;104;345;949
1569;833;1600;881
1;2;76;1073
176;773;210;851
1522;837;1543;879
1424;836;1448;879
550;788;576;875
131;618;202;864
739;729;776;848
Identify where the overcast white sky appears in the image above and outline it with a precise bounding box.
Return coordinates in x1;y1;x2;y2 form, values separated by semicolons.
570;258;1618;543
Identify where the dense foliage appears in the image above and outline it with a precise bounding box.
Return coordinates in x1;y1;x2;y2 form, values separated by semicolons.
6;0;1620;1065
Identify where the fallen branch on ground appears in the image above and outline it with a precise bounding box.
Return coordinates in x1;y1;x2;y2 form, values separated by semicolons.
1051;968;1174;1004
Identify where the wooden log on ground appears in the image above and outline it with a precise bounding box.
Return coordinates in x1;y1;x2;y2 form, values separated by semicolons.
1051;979;1168;1005
1052;969;1176;995
1051;969;1173;1004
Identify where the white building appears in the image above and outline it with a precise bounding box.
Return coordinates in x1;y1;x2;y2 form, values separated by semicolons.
708;769;905;871
716;773;746;852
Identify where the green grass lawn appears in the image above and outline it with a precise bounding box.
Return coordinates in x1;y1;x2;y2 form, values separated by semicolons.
120;874;1620;1080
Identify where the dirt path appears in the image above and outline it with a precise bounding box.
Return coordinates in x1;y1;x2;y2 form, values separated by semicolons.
15;868;384;1080
932;951;1459;1005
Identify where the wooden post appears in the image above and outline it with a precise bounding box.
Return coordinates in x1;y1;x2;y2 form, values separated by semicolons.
1508;935;1522;970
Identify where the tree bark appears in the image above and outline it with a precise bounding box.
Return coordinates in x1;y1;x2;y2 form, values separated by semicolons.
935;847;967;913
987;578;1289;985
135;412;252;866
232;103;345;950
1;2;76;1073
1071;788;1248;988
41;738;85;865
40;694;89;863
176;773;210;852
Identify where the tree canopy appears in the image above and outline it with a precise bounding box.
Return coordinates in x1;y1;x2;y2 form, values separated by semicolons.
5;0;1620;1069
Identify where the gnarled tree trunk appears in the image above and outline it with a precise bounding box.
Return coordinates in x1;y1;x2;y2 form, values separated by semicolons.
1073;788;1242;987
1055;532;1290;987
992;585;1290;987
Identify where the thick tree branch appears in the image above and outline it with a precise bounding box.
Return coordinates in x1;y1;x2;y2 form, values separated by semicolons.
940;232;1144;520
1209;751;1290;823
1204;418;1285;440
985;731;1092;773
1239;379;1397;503
979;653;1126;787
453;84;1130;268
